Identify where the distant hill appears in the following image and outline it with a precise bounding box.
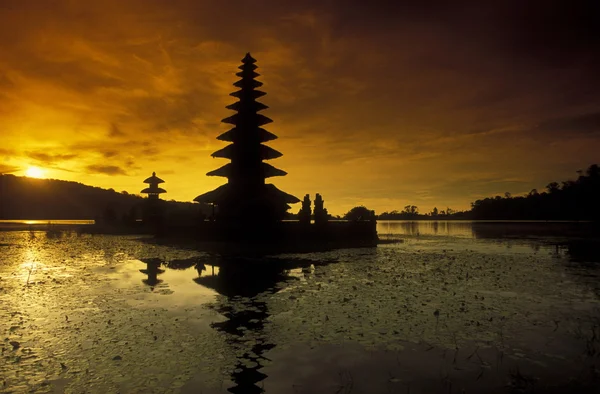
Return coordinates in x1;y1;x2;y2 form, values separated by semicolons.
0;174;209;220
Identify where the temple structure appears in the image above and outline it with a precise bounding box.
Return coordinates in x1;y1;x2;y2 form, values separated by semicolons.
194;53;300;222
88;55;377;249
314;193;329;225
141;172;166;199
141;172;166;226
298;194;312;224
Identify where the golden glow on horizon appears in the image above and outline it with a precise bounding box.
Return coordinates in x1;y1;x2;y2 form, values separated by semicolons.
25;166;45;178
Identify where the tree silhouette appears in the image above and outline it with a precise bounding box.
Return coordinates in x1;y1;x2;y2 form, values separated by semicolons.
470;164;600;221
402;205;419;215
343;206;373;221
546;182;560;193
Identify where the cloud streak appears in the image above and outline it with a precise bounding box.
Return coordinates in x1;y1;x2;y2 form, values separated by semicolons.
86;165;127;176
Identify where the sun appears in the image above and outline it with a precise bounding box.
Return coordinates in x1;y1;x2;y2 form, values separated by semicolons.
25;166;45;178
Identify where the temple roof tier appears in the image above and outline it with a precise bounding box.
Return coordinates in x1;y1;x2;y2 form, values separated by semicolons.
143;172;164;184
221;113;272;126
233;79;263;89
230;89;266;99
225;100;268;112
217;127;277;143
241;53;257;63
194;183;300;205
141;186;166;194
236;70;260;78
238;63;258;71
211;143;283;160
206;162;287;178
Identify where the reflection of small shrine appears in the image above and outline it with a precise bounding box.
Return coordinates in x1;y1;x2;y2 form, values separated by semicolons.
139;258;165;287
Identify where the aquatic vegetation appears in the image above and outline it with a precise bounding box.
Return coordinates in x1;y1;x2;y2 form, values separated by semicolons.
1;227;599;393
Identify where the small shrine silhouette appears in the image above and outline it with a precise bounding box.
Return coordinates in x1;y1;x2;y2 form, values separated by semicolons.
141;172;166;226
141;172;166;199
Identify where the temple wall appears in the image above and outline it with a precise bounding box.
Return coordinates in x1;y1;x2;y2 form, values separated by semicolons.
160;219;378;250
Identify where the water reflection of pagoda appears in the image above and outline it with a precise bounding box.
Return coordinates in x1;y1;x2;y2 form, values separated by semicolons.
194;260;295;394
194;53;300;223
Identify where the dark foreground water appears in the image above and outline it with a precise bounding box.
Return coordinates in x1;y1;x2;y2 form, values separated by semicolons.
1;221;599;393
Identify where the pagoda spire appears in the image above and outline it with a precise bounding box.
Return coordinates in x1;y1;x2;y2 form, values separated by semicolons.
194;53;299;222
209;52;285;181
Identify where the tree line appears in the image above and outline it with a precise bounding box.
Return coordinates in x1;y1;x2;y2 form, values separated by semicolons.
343;164;599;221
343;205;468;221
469;164;599;221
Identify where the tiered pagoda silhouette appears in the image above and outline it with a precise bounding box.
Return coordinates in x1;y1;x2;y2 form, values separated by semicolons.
141;172;166;200
141;172;166;225
194;53;300;223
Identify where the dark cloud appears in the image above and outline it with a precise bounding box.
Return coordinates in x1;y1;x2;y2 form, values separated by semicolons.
27;151;77;163
126;92;208;135
123;158;138;169
141;147;159;156
495;1;600;66
69;140;149;161
0;164;19;174
0;74;14;89
85;164;127;176
324;0;600;66
8;58;125;93
102;151;118;158
109;123;126;138
536;112;600;135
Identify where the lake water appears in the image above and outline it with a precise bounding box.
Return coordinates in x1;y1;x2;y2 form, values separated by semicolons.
1;221;599;393
0;220;95;231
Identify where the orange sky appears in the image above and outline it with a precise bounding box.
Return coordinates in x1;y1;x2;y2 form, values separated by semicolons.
1;1;599;215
